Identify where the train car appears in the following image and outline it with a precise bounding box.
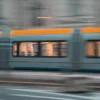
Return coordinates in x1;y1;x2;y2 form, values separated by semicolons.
2;27;100;73
80;27;100;73
8;28;75;72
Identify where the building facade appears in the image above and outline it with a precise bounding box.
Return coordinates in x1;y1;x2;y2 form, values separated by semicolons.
0;0;100;29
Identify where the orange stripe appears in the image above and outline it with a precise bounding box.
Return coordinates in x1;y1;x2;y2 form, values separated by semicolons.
10;28;73;36
81;27;100;34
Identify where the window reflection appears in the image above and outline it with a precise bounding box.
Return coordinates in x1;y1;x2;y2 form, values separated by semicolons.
96;41;100;57
40;42;67;57
41;42;59;56
86;42;95;57
19;42;38;56
13;41;68;57
13;43;17;56
53;43;59;56
86;41;100;57
60;42;68;56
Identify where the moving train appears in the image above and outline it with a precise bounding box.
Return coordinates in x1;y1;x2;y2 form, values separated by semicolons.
0;27;100;73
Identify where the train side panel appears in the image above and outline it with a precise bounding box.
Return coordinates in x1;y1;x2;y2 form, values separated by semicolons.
0;37;11;70
9;34;73;71
80;28;100;73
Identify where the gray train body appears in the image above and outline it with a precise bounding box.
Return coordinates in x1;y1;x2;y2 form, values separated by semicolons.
0;28;100;73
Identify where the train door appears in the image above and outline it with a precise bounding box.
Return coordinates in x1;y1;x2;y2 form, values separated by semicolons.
0;38;10;70
71;28;81;72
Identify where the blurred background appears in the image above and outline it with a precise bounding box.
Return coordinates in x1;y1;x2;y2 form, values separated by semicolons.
0;1;100;100
0;0;100;29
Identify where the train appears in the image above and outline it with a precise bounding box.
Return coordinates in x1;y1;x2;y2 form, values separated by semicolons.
0;27;100;73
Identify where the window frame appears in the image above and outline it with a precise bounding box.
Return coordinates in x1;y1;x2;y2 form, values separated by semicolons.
85;40;100;58
12;40;68;58
12;42;18;57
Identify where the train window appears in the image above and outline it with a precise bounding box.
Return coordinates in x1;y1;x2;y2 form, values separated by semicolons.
40;41;67;57
96;41;100;57
86;41;100;58
86;42;95;57
53;43;59;56
13;43;17;56
13;41;68;57
19;42;38;56
60;42;68;56
40;42;59;56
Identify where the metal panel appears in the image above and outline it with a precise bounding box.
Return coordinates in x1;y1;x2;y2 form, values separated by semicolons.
0;45;10;70
72;28;81;71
